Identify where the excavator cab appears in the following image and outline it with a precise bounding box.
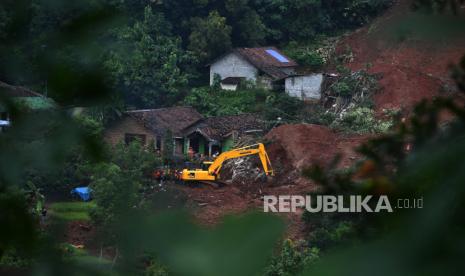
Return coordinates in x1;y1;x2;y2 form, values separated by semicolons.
202;161;213;171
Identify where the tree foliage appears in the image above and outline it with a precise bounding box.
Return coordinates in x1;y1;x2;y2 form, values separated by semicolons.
183;85;264;116
0;0;393;110
264;240;319;276
88;141;160;243
105;6;190;108
188;11;233;63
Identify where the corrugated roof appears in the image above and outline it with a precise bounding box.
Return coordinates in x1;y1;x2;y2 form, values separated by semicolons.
236;47;297;68
209;47;298;81
235;47;298;80
127;106;203;136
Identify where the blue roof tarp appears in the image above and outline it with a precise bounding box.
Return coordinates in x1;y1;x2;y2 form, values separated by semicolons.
265;49;290;63
71;187;92;201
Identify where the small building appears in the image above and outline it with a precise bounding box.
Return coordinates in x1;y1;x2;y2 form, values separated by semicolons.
104;108;266;158
210;47;298;90
182;114;266;157
285;74;324;101
0;81;56;132
103;106;203;155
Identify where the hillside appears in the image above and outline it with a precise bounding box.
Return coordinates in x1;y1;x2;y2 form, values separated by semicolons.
185;1;465;239
2;1;465;275
335;1;465;112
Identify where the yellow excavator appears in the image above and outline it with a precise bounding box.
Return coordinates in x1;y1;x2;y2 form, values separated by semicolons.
180;143;274;184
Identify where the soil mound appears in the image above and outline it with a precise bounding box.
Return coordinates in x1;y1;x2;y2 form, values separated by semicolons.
336;1;465;112
265;124;368;186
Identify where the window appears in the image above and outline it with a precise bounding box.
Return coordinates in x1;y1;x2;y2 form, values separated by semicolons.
124;133;146;145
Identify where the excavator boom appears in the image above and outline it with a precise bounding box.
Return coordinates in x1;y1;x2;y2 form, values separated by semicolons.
181;143;274;182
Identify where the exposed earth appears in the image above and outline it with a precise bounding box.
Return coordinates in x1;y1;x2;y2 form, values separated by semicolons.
179;123;369;240
63;1;465;242
335;0;465;113
177;1;465;239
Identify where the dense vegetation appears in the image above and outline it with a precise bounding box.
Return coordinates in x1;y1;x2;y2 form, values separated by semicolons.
0;0;392;110
2;0;465;275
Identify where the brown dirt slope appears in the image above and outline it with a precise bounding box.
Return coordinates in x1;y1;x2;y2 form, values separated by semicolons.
336;1;465;112
183;124;367;239
184;2;465;238
265;124;368;185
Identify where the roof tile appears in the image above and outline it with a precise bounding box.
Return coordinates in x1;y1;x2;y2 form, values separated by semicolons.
127;106;203;136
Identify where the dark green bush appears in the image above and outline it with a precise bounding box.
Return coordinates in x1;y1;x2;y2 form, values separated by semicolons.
301;105;337;126
145;259;170;276
330;107;393;134
263;93;304;122
264;240;319;276
183;86;260;116
291;49;326;70
309;221;357;249
332;81;352;97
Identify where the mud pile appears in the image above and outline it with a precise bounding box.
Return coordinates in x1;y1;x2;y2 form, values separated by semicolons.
181;124;367;239
265;124;368;186
335;1;465;113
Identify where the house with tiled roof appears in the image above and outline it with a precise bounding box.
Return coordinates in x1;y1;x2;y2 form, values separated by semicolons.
209;47;298;91
104;106;203;155
181;114;266;156
209;47;324;100
104;107;266;157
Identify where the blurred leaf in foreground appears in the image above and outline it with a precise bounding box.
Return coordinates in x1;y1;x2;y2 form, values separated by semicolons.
119;211;285;276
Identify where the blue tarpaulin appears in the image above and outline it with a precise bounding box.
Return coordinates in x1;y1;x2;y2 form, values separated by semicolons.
71;187;92;201
265;49;290;63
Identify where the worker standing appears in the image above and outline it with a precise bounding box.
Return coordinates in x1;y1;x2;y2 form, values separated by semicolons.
188;147;195;160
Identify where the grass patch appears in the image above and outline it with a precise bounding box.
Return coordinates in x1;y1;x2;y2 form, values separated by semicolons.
51;211;91;221
62;243;112;268
49;202;96;221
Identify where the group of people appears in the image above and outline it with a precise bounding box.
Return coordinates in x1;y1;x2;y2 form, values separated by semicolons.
150;147;221;184
151;168;182;184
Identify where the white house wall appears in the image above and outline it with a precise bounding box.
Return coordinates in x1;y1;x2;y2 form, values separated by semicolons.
210;53;258;85
285;74;324;100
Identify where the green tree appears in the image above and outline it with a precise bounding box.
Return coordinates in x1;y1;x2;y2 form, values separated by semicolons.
89;140;160;243
252;0;391;42
188;10;232;63
90;163;140;244
111;140;160;177
224;0;266;45
0;5;9;40
105;6;190;108
162;130;174;163
264;240;319;276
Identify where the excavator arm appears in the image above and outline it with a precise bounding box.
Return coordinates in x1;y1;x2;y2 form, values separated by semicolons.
208;143;274;176
181;143;274;182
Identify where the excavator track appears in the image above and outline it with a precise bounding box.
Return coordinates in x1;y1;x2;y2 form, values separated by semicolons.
198;180;227;188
